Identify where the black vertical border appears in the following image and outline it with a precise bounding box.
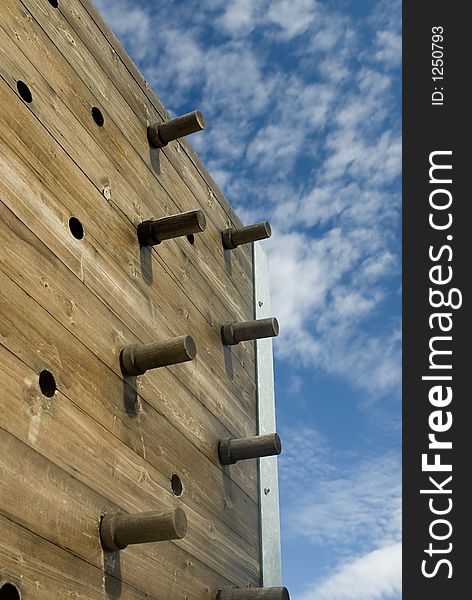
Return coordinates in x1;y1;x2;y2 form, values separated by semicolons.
403;2;469;598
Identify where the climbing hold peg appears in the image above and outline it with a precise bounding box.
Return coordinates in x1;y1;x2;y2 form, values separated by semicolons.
137;210;206;246
120;336;197;376
216;587;289;600
218;433;282;465
100;508;187;551
148;110;205;148
221;318;279;346
222;222;271;249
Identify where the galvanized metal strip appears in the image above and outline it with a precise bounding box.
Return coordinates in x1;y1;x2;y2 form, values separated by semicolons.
253;242;282;586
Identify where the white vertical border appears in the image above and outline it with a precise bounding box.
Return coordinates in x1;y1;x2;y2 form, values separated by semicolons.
254;242;282;586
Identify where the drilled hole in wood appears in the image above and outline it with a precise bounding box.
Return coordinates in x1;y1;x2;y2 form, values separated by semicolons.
171;474;183;496
69;216;84;239
187;234;195;245
0;584;20;600
91;106;104;126
16;81;32;103
48;0;59;7
39;370;56;397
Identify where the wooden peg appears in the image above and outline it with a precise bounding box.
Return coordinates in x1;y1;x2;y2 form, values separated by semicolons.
219;433;282;465
217;587;289;600
148;110;206;148
100;508;187;551
221;317;279;346
137;210;206;246
120;336;197;376
222;221;271;249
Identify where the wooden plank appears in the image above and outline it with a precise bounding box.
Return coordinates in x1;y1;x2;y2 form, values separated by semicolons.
0;204;259;503
3;29;254;338
72;0;255;252
0;0;267;593
0;342;259;584
0;95;255;432
3;0;255;317
0;136;256;421
0;514;149;600
0;9;257;382
48;0;255;279
39;0;254;285
0;428;239;599
0;269;258;541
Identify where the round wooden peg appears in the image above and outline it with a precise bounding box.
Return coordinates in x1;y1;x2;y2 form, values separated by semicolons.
100;508;187;551
120;335;197;376
221;317;279;346
217;587;289;600
137;210;206;246
222;221;271;249
219;433;282;465
148;110;206;148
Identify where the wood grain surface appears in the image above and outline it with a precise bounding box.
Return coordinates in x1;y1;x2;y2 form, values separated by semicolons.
0;0;266;596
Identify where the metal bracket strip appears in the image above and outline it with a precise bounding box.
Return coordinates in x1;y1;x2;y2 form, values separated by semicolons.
253;242;282;586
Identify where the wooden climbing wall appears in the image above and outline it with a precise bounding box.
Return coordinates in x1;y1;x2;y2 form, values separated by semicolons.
0;0;265;598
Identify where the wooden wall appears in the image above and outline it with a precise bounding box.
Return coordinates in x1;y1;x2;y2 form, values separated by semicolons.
0;0;261;598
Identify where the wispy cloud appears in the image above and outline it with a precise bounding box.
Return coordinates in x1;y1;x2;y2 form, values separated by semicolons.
370;0;402;69
281;428;401;549
93;0;152;61
298;543;401;600
280;426;401;599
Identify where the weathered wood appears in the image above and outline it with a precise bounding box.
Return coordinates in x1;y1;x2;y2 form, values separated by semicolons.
222;222;272;250
0;117;255;432
219;434;282;465
0;8;256;379
0;514;150;600
217;588;289;600
0;206;259;505
121;336;197;376
222;318;279;346
0;0;253;492
2;0;255;316
0;338;259;582
0;103;257;421
56;0;250;257
0;428;240;599
0;192;256;455
148;111;206;148
138;210;207;246
0;0;276;593
101;508;188;551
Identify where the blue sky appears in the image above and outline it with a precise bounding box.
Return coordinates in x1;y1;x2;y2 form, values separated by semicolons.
93;1;402;598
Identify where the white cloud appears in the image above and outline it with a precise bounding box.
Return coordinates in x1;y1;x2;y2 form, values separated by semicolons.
217;0;255;37
151;31;204;93
93;0;152;61
268;222;400;398
281;428;401;600
309;22;346;54
369;0;402;69
374;31;402;67
281;430;401;548
247;123;304;172
203;42;272;116
298;543;401;600
266;0;318;39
